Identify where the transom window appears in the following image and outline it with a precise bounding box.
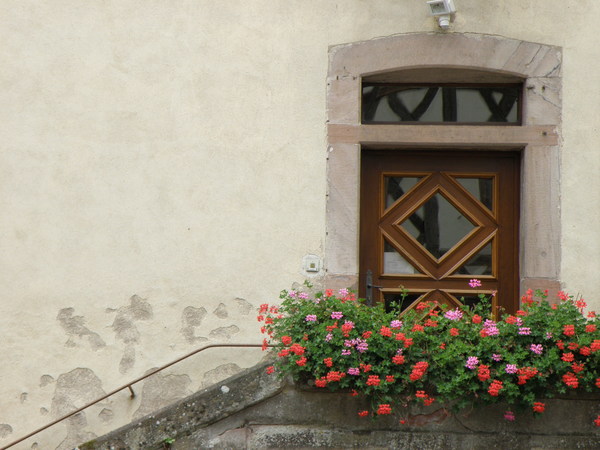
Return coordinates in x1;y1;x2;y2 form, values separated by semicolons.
362;84;522;124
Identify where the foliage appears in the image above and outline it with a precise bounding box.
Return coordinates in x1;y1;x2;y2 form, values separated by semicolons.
258;282;600;424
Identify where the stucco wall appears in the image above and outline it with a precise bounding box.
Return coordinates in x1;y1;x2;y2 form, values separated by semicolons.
1;1;599;448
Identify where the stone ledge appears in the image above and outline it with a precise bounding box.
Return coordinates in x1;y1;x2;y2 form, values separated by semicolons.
82;359;600;449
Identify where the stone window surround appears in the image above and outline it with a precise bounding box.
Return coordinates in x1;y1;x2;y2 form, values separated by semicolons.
324;33;562;296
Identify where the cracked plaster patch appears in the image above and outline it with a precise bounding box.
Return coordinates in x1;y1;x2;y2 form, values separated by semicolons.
98;408;113;423
40;374;55;387
199;363;242;390
234;297;253;315
213;303;228;318
110;294;153;344
0;424;12;438
110;295;153;374
209;325;240;340
57;308;106;350
50;368;104;450
181;306;208;344
119;345;136;374
133;370;192;420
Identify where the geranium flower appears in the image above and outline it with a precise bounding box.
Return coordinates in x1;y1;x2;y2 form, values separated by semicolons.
305;314;317;322
465;356;479;370
377;404;392;415
532;402;545;413
366;375;381;386
469;279;482;288
504;410;515;421
530;344;543;355
444;309;463;321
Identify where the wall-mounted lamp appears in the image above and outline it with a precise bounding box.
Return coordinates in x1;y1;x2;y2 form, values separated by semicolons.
427;0;456;30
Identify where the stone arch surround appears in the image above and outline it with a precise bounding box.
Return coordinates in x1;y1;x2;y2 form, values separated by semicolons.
325;33;562;296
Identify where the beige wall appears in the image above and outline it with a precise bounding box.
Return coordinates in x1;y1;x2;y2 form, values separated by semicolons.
0;1;599;448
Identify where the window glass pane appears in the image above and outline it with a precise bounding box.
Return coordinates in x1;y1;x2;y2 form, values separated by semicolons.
455;177;493;211
385;176;421;208
362;85;521;124
383;240;419;274
384;292;423;312
400;193;476;259
453;242;493;276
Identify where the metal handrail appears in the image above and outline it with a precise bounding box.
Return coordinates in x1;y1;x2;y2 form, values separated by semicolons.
1;343;270;449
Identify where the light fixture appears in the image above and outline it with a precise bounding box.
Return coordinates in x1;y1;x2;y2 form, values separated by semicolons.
426;0;456;30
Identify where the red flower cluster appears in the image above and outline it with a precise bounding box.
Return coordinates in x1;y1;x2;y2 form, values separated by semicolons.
592;340;600;352
532;402;545;413
522;289;534;305
362;331;373;339
366;375;381;386
326;322;338;332
341;322;353;337
360;363;372;372
472;314;482;324
586;324;597;333
477;364;491;382
415;390;435;406
266;365;275;374
595;415;600;427
505;315;517;324
289;343;305;355
450;327;459;336
315;377;327;388
596;377;600;389
358;410;369;417
379;326;392;337
412;323;425;332
281;335;292;346
561;352;574;362
386;375;395;383
326;371;344;382
392;354;405;365
517;366;539;385
424;319;438;328
409;361;429;381
571;362;585;373
563;324;575;337
377;404;392;415
323;357;333;367
488;379;503;396
296;357;307;366
562;372;578;389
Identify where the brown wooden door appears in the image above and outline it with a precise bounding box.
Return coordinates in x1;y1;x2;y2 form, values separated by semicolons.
359;150;520;314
